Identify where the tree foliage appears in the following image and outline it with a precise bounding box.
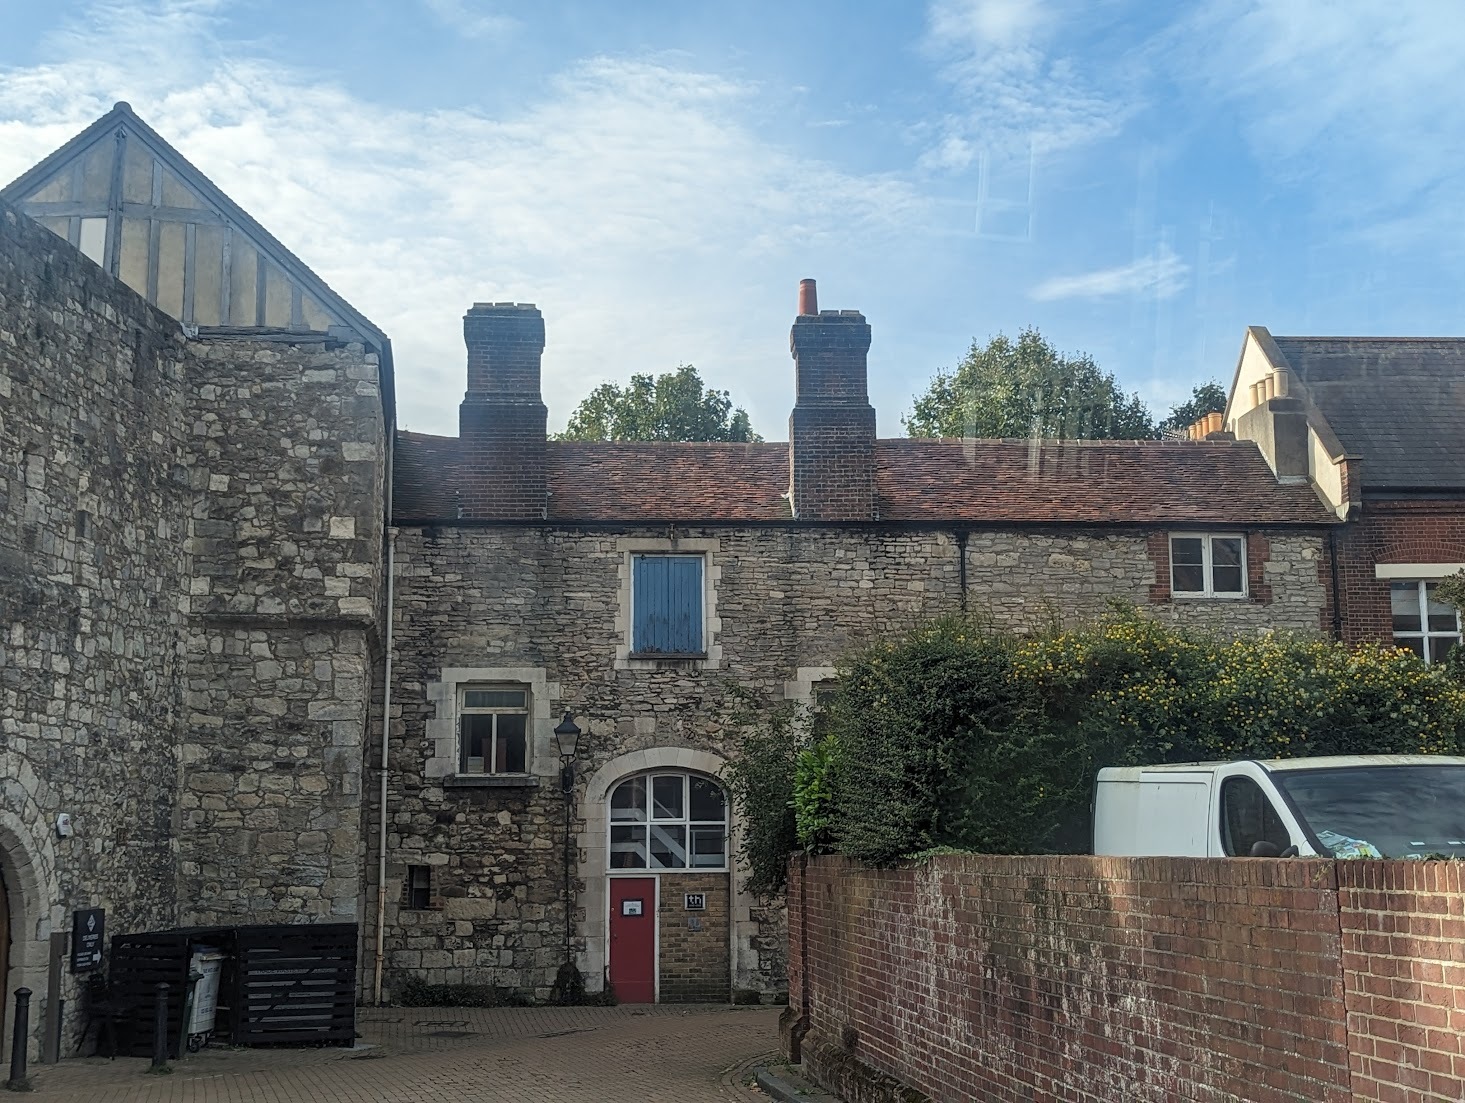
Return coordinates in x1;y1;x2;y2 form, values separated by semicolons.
718;689;802;896
903;329;1155;440
1159;381;1229;435
557;364;761;442
737;613;1465;871
1438;570;1465;615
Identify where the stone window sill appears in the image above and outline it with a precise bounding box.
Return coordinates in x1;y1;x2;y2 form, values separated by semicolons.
443;774;541;789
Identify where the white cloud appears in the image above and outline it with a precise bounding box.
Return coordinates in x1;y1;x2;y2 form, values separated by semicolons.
0;1;930;437
927;0;1050;49
1165;0;1465;249
420;0;516;38
1029;245;1189;302
918;0;1131;170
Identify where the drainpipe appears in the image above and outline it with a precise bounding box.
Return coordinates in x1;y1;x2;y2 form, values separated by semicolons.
372;526;398;1005
955;530;969;615
1328;530;1343;641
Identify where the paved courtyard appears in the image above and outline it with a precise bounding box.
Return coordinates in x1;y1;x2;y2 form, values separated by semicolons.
21;1004;781;1102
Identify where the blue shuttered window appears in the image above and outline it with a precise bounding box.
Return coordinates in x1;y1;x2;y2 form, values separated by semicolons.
632;555;704;655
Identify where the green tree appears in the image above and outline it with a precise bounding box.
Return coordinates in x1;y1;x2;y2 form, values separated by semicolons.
903;328;1154;440
557;364;761;442
1158;381;1229;435
1437;569;1465;614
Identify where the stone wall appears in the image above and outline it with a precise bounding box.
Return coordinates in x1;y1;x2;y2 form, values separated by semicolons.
0;204;191;1061
376;520;1329;1002
177;336;385;925
0;200;386;1058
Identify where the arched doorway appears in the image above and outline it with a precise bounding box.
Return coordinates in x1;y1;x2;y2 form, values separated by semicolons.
606;770;728;1002
0;862;8;1059
0;813;51;1069
580;748;750;1004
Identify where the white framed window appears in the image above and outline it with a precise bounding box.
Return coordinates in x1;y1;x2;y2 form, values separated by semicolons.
458;686;530;775
608;772;728;871
630;554;706;656
1392;581;1462;665
1170;533;1247;598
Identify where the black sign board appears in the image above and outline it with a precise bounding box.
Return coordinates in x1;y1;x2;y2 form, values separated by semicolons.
684;893;707;911
71;908;105;972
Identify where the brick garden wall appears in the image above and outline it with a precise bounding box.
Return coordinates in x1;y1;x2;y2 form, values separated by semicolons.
786;854;1465;1103
1337;861;1465;1101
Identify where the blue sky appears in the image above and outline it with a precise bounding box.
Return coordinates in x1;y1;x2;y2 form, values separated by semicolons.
2;0;1462;437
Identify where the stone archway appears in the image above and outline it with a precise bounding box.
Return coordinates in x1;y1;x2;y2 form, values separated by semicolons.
0;809;54;1067
577;748;742;997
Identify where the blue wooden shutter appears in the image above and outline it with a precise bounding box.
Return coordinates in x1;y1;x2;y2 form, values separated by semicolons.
633;556;704;654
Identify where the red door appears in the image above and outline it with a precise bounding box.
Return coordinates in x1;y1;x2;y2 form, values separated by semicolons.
608;877;656;1003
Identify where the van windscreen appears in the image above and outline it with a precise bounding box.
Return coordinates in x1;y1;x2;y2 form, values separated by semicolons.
1275;765;1465;859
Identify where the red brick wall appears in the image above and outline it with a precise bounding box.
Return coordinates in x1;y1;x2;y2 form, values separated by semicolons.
1337;861;1465;1101
1331;501;1465;644
788;855;1465;1103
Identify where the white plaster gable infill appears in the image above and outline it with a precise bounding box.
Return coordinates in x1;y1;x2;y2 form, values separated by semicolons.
424;667;562;781
612;536;723;671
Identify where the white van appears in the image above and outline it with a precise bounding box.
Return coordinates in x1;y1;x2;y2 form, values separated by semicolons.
1092;755;1465;859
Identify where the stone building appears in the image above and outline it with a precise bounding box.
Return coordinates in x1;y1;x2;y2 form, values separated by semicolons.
0;104;389;1062
376;287;1337;1005
1225;327;1464;662
4;102;1461;1053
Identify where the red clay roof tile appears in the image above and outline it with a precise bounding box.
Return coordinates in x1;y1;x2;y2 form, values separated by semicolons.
392;432;1335;525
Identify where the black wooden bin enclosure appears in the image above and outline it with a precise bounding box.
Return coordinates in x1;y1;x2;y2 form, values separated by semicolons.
109;923;357;1057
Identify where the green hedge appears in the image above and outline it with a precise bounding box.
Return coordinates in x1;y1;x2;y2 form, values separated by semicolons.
779;612;1465;867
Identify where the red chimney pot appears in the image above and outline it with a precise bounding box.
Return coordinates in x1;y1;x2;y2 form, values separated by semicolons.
798;279;818;316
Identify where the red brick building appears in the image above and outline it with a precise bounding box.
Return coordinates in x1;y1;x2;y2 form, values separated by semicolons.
1227;326;1464;661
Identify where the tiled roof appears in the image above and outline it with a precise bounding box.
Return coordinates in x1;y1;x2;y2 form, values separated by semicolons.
872;440;1329;523
393;432;1335;525
1269;336;1465;491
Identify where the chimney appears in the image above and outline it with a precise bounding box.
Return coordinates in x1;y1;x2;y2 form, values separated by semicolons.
1234;381;1308;482
787;280;877;520
458;302;548;519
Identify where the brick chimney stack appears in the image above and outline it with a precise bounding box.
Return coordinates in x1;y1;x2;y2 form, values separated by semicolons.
787;280;877;520
458;302;548;519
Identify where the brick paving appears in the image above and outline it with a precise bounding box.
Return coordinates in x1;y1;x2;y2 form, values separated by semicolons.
22;1004;780;1102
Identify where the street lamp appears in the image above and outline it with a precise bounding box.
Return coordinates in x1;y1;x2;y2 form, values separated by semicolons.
552;712;582;980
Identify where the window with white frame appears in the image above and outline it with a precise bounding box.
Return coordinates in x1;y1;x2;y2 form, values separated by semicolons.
608;773;727;870
1391;581;1462;665
458;686;529;774
1170;534;1247;598
630;554;705;656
